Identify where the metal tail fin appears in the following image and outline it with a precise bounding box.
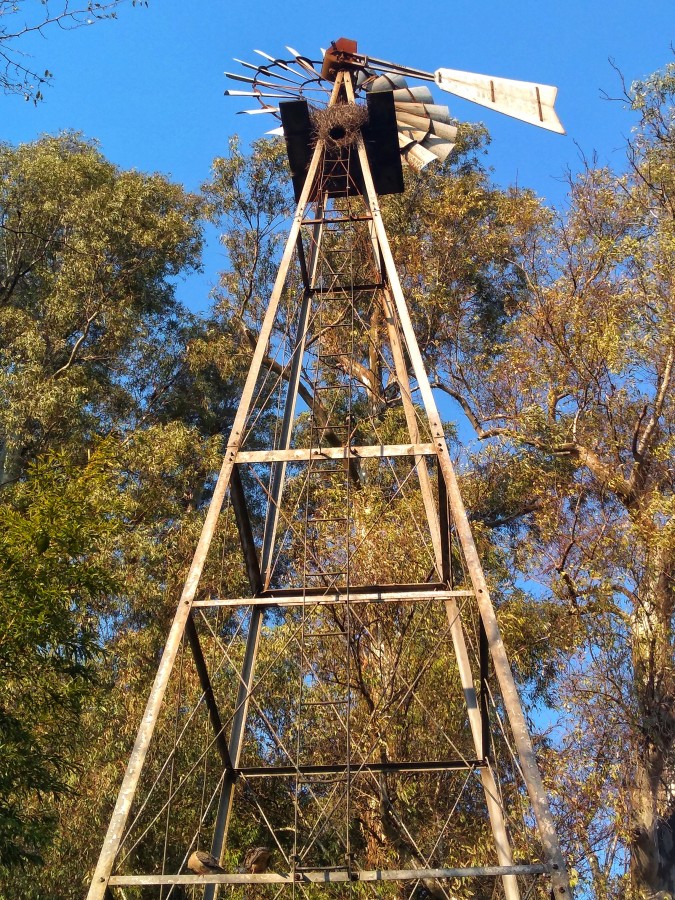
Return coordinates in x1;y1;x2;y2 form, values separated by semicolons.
434;68;565;134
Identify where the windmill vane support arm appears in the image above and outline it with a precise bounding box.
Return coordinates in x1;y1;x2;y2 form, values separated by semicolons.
362;52;565;133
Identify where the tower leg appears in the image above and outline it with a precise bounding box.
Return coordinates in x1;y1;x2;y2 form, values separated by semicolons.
86;135;327;900
347;81;571;896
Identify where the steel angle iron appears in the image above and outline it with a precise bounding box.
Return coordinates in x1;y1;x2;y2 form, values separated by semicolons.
86;35;572;900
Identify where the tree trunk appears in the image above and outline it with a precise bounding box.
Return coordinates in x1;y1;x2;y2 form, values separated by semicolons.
630;547;675;899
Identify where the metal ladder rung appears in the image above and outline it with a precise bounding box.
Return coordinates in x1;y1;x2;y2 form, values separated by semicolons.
296;778;348;786
301;631;347;638
307;517;349;524
303;572;347;579
300;698;350;707
293;864;351;871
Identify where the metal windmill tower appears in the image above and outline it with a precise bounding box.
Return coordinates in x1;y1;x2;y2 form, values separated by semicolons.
88;38;571;900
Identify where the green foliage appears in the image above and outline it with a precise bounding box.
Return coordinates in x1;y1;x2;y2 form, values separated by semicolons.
0;446;119;869
0;133;230;892
0;134;203;482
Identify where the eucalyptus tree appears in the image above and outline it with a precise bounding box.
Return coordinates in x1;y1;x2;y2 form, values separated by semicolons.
0;133;235;886
383;67;674;899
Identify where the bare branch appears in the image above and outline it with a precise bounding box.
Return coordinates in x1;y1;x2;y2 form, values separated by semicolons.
49;309;99;379
0;1;140;101
430;381;509;439
634;344;674;463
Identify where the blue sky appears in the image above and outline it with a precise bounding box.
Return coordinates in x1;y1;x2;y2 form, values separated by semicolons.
3;0;673;313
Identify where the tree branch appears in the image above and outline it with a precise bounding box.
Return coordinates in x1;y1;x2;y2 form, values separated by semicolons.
431;380;509;439
632;343;674;468
49;309;99;379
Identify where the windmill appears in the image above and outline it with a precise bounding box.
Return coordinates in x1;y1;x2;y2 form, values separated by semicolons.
87;38;571;900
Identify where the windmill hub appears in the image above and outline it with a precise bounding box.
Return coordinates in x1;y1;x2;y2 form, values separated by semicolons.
320;37;366;81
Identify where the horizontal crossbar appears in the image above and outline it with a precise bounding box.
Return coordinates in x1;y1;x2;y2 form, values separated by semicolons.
236;443;437;463
109;864;550;886
193;588;473;609
238;759;483;777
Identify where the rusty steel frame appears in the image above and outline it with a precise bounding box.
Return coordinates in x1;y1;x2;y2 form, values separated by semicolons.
88;67;571;900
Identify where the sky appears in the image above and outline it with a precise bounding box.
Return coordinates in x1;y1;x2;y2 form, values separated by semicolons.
3;0;673;315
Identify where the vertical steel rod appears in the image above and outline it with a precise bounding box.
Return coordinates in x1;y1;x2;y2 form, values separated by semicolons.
260;204;326;587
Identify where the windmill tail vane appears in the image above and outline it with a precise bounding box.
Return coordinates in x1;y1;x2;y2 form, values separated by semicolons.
86;37;572;900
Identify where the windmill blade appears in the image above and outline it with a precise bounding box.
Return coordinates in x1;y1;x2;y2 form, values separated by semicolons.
434;68;565;133
234;57;264;73
225;72;307;94
396;110;457;142
398;134;438;170
235;58;306;89
285;46;321;77
420;134;455;162
395;102;453;124
366;69;455;171
225;90;291;99
392;85;435;105
253;49;310;83
253;48;277;62
237;107;280;115
368;72;408;92
398;125;430;143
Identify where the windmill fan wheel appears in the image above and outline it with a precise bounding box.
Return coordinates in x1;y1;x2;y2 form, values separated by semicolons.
311;102;369;148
